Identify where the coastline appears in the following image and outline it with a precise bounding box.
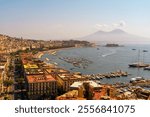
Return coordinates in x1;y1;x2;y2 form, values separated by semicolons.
34;46;77;59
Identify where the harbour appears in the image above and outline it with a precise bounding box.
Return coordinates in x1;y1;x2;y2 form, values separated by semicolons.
40;44;150;84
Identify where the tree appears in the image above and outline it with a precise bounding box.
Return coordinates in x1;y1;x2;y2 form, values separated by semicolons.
8;65;13;71
16;78;24;83
32;50;38;55
3;79;14;93
3;80;13;87
0;79;2;84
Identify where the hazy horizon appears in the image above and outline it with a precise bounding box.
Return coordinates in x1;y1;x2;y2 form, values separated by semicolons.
1;0;150;41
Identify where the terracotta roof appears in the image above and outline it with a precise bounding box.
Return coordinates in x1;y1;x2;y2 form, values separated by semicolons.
27;74;56;83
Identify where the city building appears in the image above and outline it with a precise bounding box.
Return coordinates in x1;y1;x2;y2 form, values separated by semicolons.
0;55;7;94
20;53;58;99
56;90;86;100
70;81;102;99
27;74;57;99
55;72;88;92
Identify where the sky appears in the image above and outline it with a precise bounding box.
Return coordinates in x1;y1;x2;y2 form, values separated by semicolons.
0;0;150;40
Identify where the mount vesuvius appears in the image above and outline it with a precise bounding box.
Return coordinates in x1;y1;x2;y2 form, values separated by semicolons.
78;29;150;44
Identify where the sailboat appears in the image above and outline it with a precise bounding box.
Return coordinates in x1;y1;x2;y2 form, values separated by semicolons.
129;62;149;67
143;50;150;70
129;50;147;82
129;50;149;68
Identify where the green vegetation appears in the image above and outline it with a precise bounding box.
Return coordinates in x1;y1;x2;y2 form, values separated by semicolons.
3;79;14;88
15;78;24;83
0;79;2;84
4;96;11;100
8;65;13;71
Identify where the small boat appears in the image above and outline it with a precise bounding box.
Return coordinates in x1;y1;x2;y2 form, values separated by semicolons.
70;68;75;70
54;62;58;65
130;77;144;83
143;50;148;52
96;81;101;84
51;51;57;55
132;49;136;50
129;63;139;67
45;58;49;61
144;66;150;70
97;48;100;50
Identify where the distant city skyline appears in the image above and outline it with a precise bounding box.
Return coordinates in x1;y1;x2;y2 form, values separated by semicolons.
0;0;150;40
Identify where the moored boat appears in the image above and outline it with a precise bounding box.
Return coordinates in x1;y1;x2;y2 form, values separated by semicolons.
144;66;150;70
143;50;148;52
130;77;144;83
129;62;149;68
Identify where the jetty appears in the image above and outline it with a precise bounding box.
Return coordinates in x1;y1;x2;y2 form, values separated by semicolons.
59;57;92;69
105;44;123;47
85;70;128;80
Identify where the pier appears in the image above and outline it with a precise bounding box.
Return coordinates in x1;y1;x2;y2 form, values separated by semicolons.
85;70;128;80
59;56;93;69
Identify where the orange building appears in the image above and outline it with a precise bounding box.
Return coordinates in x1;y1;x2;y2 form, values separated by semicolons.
27;74;57;99
56;90;86;100
55;73;88;92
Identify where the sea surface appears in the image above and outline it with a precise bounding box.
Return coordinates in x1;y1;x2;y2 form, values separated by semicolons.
41;44;150;84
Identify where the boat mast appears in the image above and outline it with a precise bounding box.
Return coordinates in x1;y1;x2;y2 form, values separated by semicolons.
137;50;140;64
137;50;140;76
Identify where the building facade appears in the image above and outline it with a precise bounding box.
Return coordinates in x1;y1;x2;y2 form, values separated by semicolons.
27;75;57;99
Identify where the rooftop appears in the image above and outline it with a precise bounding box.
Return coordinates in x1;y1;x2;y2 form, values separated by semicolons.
57;68;70;73
45;68;58;74
25;68;44;75
0;66;5;70
27;74;56;83
70;81;102;88
24;63;39;69
56;90;86;100
70;82;83;88
58;73;77;80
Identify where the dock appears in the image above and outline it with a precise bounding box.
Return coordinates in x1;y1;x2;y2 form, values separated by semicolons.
85;70;128;80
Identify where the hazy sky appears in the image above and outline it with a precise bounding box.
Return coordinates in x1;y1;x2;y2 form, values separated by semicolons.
0;0;150;40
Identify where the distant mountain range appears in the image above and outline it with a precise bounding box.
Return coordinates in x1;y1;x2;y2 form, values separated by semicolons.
1;29;150;44
78;29;150;44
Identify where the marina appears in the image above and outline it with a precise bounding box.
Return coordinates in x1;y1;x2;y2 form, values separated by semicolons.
40;44;150;84
59;56;93;69
1;0;150;102
85;70;128;80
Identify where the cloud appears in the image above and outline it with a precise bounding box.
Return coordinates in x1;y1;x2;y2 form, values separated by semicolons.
112;23;118;27
96;24;103;27
96;24;108;27
95;20;126;30
119;20;126;27
112;21;126;27
103;24;108;27
95;24;109;31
